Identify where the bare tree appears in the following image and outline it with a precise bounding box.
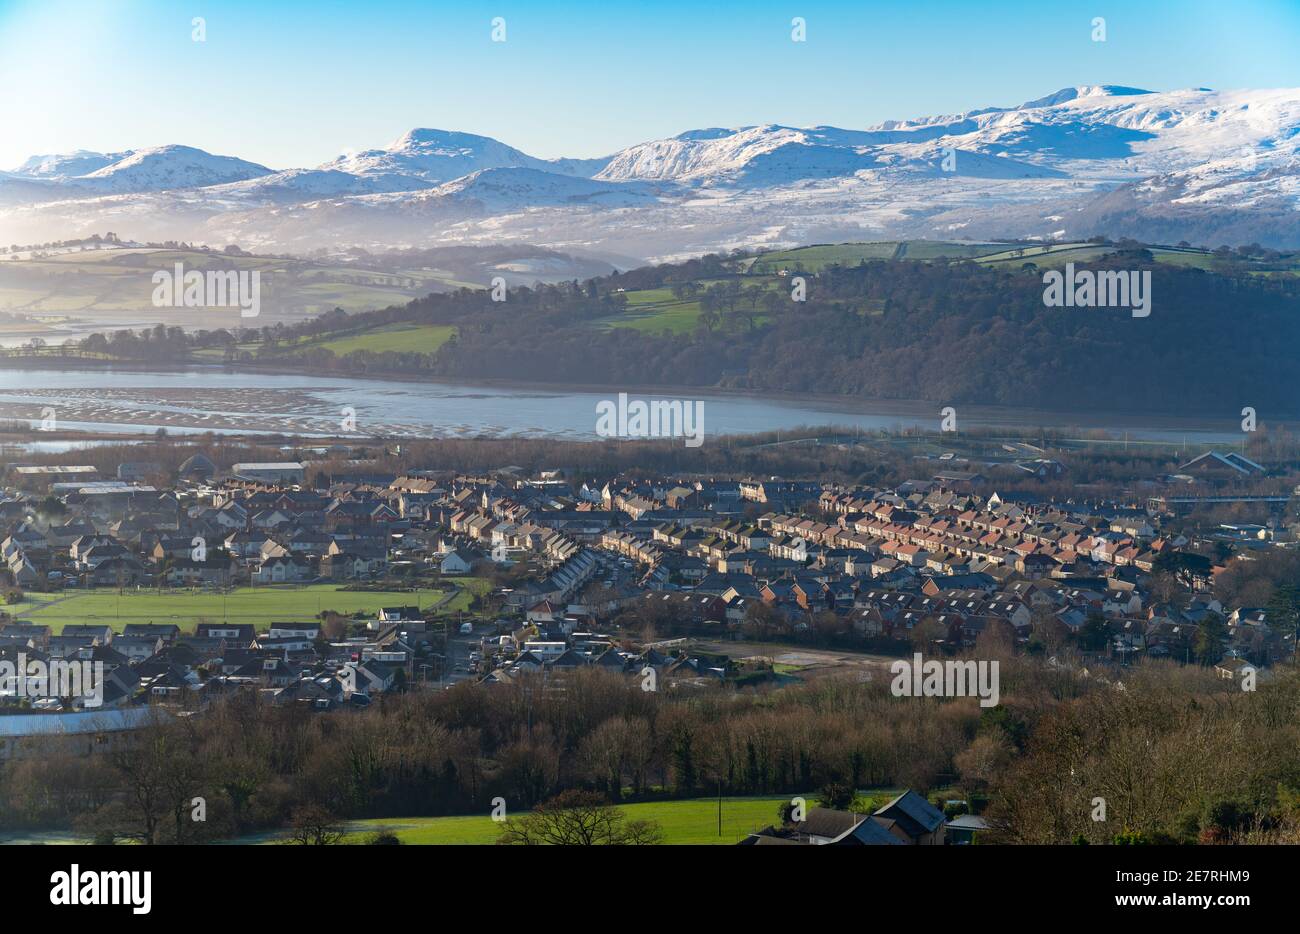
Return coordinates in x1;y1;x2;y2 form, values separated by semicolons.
284;804;346;845
497;790;662;845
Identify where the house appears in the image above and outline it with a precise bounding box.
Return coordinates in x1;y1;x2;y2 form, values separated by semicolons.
121;624;180;644
60;624;114;645
739;807;907;846
873;790;947;845
253;554;315;584
151;537;195;561
109;635;163;663
526;600;562;624
439;549;475;575
323;551;386;580
1214;657;1257;683
195;622;256;646
163;557;233;588
351;659;400;695
9;557;41;587
804;807;905;845
89;556;147;587
946;813;990;844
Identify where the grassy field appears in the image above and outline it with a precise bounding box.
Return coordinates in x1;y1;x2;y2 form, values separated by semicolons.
313;796;803;845
193;322;459;360
1;795;838;845
747;240;1013;272
896;240;1003;260
440;576;491;613
0;247;453;319
745;239;1293;275
605;299;705;334
749;242;903;272
320;788;932;845
9;582;475;633
598;278;782;334
972;242;1271;272
302;323;459;356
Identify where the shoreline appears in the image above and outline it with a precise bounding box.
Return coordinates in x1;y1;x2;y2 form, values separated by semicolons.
0;356;1281;435
0;356;1279;447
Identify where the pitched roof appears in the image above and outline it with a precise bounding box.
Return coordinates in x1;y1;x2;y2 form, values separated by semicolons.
875;789;945;836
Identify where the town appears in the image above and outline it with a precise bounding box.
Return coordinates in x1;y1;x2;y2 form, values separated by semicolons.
0;430;1294;845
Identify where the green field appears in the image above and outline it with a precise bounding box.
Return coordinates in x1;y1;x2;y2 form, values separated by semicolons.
896;240;1004;260
299;796;803;845
748;240;1009;273
972;242;1285;272
974;242;1101;266
604;299;704;334
749;242;903;272
300;323;458;356
745;239;1296;276
0;795;844;845
9;583;470;633
314;787;934;844
598;278;782;334
0;247;455;318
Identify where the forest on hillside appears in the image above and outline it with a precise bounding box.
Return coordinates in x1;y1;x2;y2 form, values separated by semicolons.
62;248;1300;417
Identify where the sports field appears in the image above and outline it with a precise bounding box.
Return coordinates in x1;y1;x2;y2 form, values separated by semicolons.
8;580;487;633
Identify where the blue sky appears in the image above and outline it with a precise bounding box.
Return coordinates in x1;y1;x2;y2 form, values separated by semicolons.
1;0;1298;170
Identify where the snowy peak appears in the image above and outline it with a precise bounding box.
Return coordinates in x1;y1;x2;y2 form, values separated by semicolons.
597;124;843;184
77;145;272;192
421;166;660;209
1017;85;1154;109
206;167;422;200
11;149;127;179
9;145;274;194
319;128;602;185
596;121;1061;185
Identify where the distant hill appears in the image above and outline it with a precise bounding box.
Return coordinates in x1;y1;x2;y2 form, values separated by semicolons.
0;240;619;339
56;238;1300;419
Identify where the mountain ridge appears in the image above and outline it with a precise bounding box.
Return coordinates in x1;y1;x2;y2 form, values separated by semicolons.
4;85;1298;257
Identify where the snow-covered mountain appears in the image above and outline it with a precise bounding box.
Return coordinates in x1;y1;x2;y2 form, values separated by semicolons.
12;149;128;179
4;86;1298;258
3;145;271;197
73;145;273;193
595;123;1060;185
318;128;607;188
409;166;662;210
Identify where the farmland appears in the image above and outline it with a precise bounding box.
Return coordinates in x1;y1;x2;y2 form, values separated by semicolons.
597;277;784;334
749;238;1300;274
0;247;452;329
255;322;460;357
